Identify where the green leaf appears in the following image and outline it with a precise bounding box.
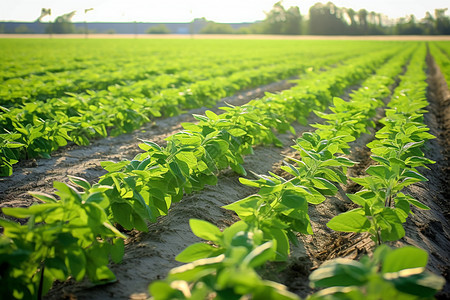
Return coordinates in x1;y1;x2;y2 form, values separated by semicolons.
223;221;249;246
193;114;209;122
223;195;260;218
378;209;405;242
382;246;428;273
311;178;338;194
335;156;356;167
366;165;394;180
280;190;307;209
327;209;370;232
149;281;185;299
66;249;86;281
101;160;129;172
243;241;275;268
309;258;369;288
189;219;222;243
205;110;219;121
384;268;445;298
111;203;134;230
406;197;430;210
267;228;289;261
402;170;427;182
6;142;25;148
175;243;218;263
28;191;57;203
139;140;162;152
110;238;125;264
371;155;390;166
346;194;366;206
176;151;197;169
228;128;247;137
168;255;224;281
3;203;59;218
68;175;91;190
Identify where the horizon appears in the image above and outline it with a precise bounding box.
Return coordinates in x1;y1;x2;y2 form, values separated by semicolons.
1;1;449;24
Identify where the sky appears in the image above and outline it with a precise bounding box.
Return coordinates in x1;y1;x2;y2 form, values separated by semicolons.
1;0;449;23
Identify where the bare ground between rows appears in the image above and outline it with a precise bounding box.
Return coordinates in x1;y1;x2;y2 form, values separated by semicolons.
0;78;297;211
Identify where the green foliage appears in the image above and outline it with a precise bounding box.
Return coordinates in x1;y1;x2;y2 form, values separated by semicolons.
0;132;24;176
328;45;433;244
46;11;76;34
430;42;450;87
146;24;171;34
2;41;439;299
0;179;126;299
263;2;303;35
200;22;234;34
308;245;445;299
95;45;398;232
2;40;385;176
149;219;299;300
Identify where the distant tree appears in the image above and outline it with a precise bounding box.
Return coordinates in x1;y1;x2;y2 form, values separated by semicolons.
37;8;51;23
235;26;252;34
264;2;286;34
345;8;358;34
367;11;385;34
15;25;33;34
421;12;436;35
247;21;266;34
146;24;171;34
309;2;348;35
284;6;302;35
263;2;302;35
200;22;233;34
395;15;424;35
357;9;368;34
435;8;450;34
46;11;76;34
190;18;208;34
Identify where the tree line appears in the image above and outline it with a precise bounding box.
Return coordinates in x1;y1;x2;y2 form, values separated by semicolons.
3;1;449;35
201;1;450;35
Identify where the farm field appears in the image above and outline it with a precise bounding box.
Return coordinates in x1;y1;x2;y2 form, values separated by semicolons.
0;38;450;299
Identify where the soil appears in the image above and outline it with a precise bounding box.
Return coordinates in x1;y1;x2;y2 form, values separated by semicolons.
1;53;449;299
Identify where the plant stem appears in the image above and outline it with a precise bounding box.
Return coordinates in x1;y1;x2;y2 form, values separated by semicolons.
38;262;45;300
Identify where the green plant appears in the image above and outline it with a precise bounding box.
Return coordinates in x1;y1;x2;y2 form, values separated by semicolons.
0;177;126;299
327;44;434;244
0;132;24;176
149;219;299;300
308;245;445;300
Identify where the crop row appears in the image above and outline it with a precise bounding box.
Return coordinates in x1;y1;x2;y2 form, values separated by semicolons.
311;42;444;299
1;50;314;105
0;46;375;176
1;40;386;104
327;44;436;244
0;40;393;82
148;44;412;297
0;44;404;298
148;44;445;299
430;42;450;87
